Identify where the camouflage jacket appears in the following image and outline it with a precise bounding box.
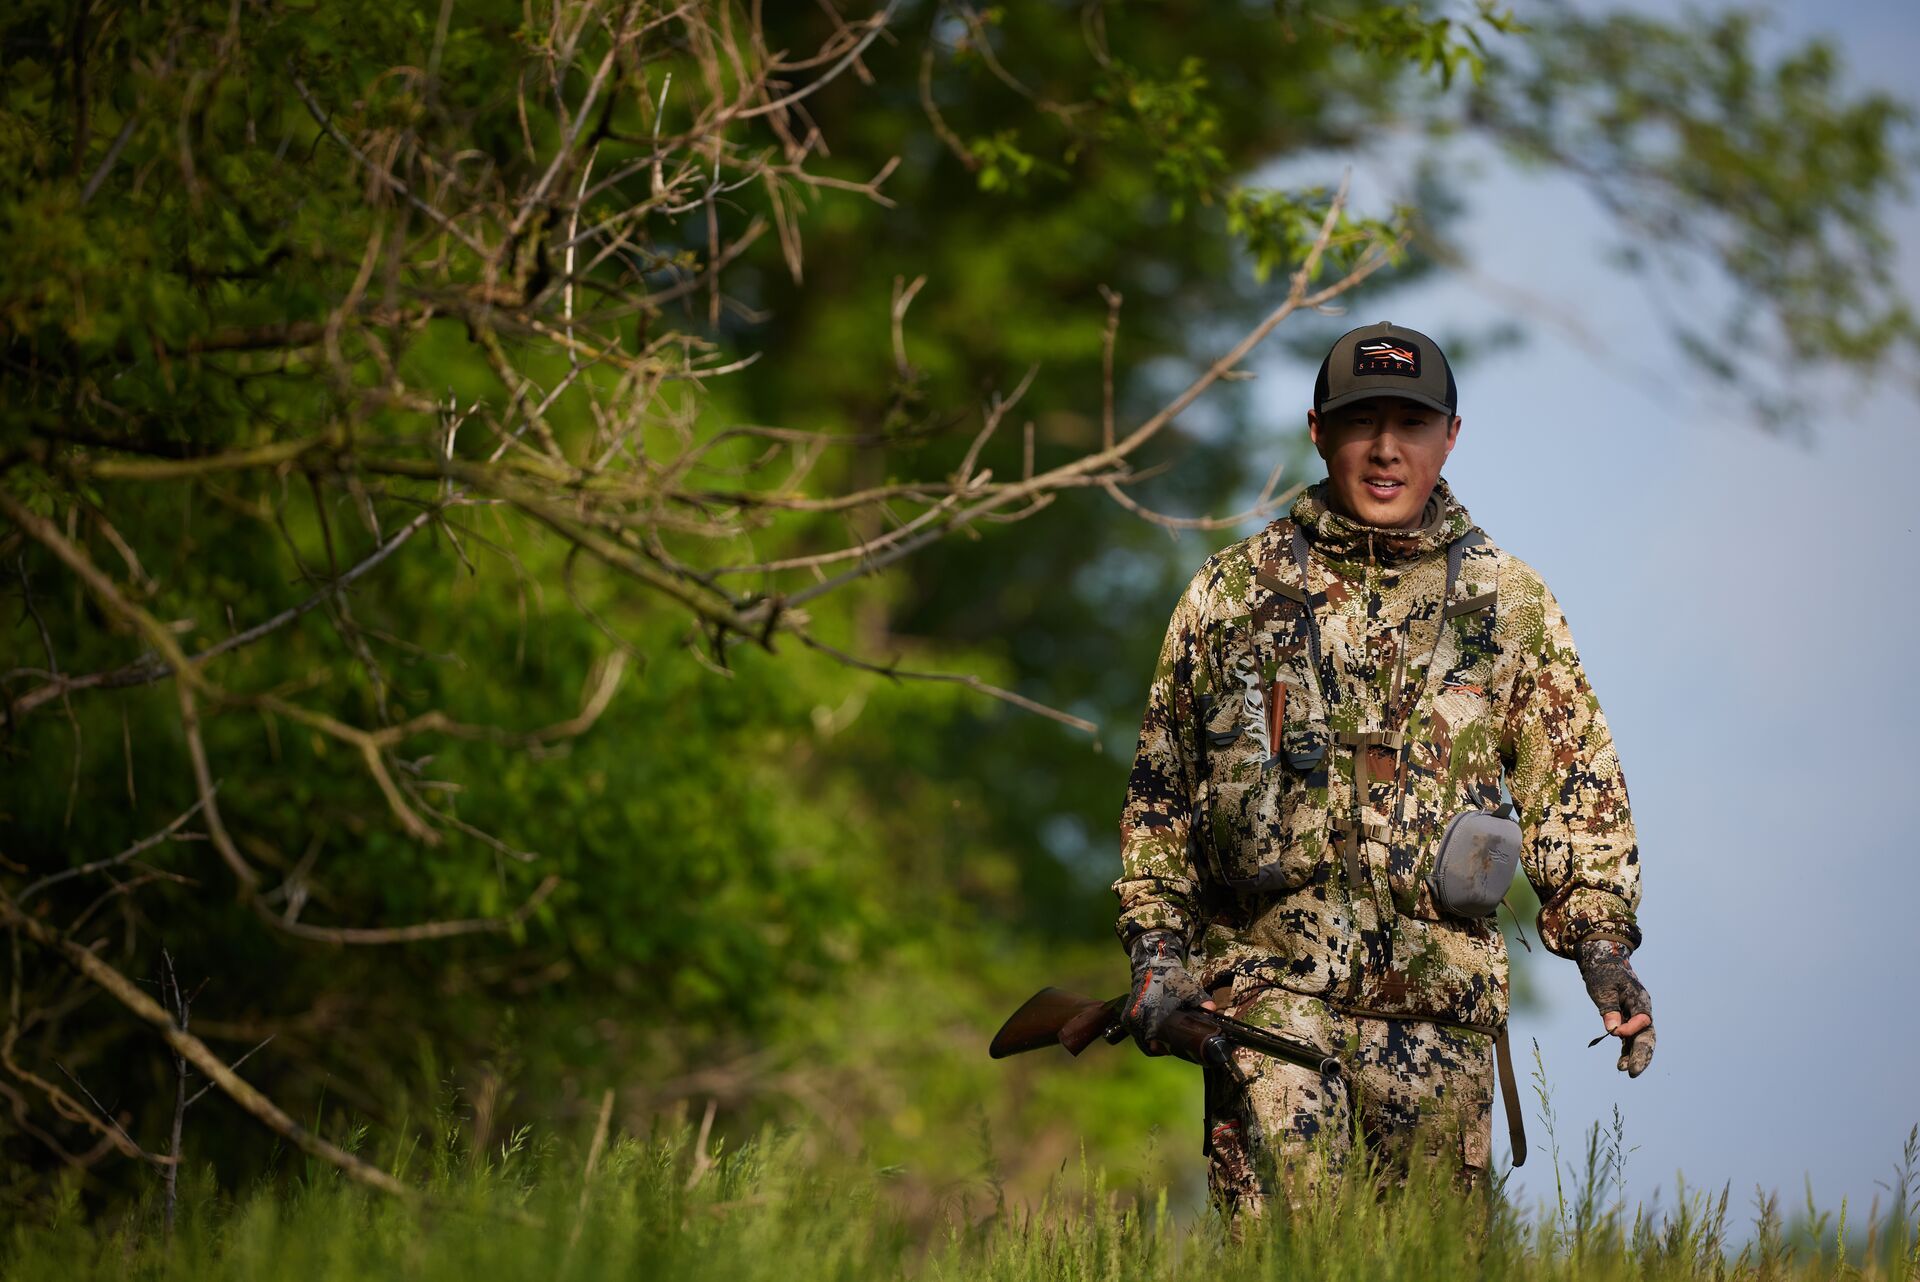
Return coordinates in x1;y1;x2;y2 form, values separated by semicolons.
1112;478;1640;1031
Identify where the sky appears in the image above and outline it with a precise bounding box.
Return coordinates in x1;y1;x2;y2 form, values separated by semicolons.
1231;0;1920;1231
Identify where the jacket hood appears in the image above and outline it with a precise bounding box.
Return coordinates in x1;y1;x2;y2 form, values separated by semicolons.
1288;476;1474;563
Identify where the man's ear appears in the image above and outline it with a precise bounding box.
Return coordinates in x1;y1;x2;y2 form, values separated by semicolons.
1444;414;1462;456
1307;409;1324;454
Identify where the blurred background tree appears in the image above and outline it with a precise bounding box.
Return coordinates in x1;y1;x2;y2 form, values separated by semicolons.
0;0;1910;1218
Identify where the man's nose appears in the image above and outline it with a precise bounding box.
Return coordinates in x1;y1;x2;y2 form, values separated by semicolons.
1367;429;1402;461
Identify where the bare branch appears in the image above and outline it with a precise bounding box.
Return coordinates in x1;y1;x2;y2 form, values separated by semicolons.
0;491;257;890
1098;283;1122;453
257;873;559;945
0;894;416;1200
291;75;490;258
1100;462;1300;532
184;1035;275;1108
18;795;211;905
781;201;1398;610
792;631;1096;735
57;1061;166;1166
6;500;433;719
732;0;904;121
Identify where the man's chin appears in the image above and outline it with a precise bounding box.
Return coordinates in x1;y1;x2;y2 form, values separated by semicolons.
1339;487;1423;530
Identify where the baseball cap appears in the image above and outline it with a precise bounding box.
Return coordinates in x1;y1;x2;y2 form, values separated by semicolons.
1312;321;1457;417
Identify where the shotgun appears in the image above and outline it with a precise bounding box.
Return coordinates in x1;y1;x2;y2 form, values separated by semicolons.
988;986;1342;1079
990;986;1528;1167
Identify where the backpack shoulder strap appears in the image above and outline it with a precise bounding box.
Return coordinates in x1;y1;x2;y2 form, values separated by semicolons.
1406;527;1495;721
1446;528;1486;598
1251;518;1309;606
1442;528;1497;619
1250;521;1333;714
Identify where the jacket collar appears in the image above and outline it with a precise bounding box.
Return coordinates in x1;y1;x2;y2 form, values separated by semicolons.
1288;476;1474;565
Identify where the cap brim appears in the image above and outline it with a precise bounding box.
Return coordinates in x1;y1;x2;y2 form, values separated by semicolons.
1316;386;1455;416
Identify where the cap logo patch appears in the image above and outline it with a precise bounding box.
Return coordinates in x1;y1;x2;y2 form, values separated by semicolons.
1354;338;1421;377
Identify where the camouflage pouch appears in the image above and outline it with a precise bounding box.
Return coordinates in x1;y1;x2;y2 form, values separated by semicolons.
1197;682;1323;897
1424;803;1521;919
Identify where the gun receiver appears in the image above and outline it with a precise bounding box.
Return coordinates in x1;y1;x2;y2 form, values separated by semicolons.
988;986;1341;1079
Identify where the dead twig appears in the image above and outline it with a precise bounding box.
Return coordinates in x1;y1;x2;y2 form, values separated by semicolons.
0;490;258;891
18;795;211;905
255;874;559;945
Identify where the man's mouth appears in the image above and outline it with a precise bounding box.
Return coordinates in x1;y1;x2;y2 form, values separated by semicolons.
1362;477;1405;501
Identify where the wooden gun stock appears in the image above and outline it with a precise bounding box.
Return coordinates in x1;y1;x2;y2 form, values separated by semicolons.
988;987;1124;1058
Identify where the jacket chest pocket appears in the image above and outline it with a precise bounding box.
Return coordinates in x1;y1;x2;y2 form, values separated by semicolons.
1198;618;1330;897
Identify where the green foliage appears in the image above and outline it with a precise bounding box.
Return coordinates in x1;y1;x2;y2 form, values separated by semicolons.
968;129;1068;194
1337;1;1529;91
1225;186;1412;286
1090;55;1229;222
1472;0;1920;425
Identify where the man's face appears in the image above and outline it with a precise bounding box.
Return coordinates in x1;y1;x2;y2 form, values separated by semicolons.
1307;397;1462;529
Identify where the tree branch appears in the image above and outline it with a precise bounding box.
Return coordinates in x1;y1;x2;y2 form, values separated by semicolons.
0;894;416;1200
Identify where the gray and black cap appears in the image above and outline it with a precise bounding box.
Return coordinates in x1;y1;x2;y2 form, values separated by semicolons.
1312;321;1457;417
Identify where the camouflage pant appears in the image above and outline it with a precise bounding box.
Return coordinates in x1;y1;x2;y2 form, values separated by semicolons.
1202;981;1495;1221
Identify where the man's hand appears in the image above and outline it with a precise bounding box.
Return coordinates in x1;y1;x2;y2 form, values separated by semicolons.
1123;929;1215;1056
1577;937;1656;1077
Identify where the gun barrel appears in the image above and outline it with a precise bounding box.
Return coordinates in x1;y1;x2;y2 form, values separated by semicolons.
1211;1013;1344;1077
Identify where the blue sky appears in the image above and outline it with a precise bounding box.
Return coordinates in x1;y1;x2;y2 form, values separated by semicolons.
1230;0;1920;1227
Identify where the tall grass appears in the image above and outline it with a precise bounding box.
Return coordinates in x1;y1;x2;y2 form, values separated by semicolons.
5;1106;1916;1282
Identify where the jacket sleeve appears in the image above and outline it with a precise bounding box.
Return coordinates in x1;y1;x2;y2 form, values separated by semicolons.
1493;558;1642;958
1111;560;1215;951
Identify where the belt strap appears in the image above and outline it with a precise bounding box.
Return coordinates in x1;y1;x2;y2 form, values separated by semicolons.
1494;1027;1527;1167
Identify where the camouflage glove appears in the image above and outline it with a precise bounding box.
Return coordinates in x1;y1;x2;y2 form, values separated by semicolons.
1577;937;1656;1077
1123;929;1212;1057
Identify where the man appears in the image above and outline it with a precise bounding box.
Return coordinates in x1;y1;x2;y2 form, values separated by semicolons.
1112;321;1654;1219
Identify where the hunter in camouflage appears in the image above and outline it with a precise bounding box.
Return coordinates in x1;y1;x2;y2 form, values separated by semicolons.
1113;322;1654;1218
